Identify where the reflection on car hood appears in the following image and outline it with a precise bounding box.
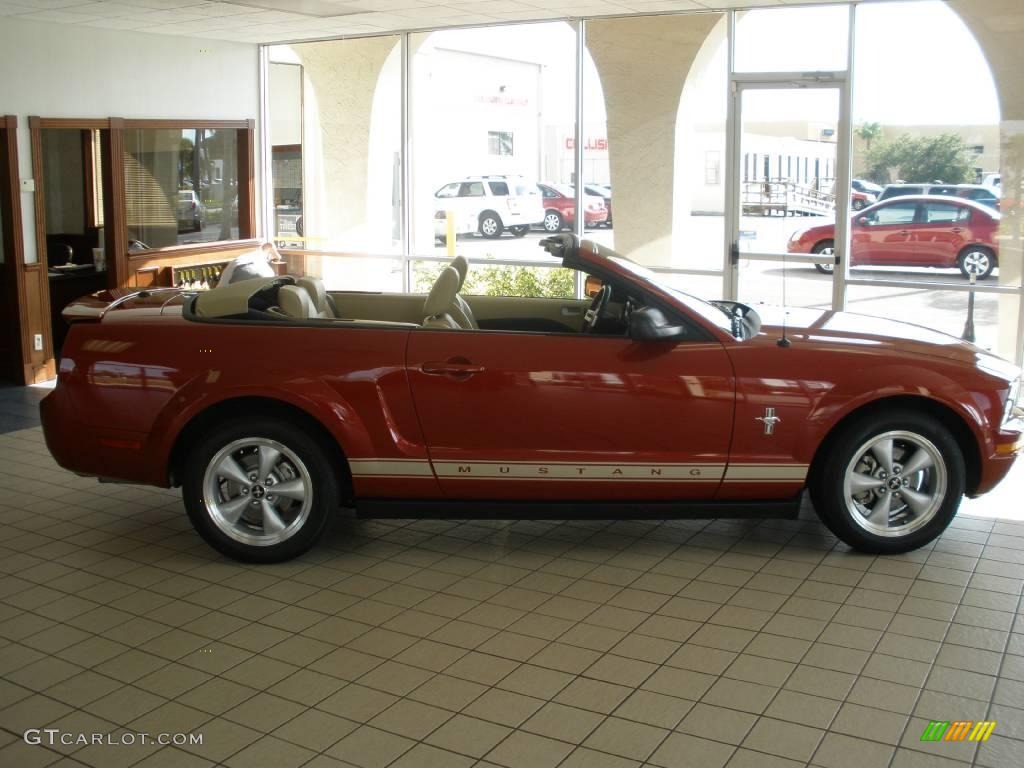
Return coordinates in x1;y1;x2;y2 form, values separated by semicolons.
755;305;1018;377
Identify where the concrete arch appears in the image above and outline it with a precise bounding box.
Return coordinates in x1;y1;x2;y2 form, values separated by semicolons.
586;13;723;266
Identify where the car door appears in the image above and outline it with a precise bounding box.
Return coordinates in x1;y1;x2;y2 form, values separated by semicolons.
458;181;486;227
914;201;970;268
854;199;919;265
404;325;735;501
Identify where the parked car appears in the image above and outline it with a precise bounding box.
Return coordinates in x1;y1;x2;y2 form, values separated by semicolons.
42;235;1022;562
433;175;544;240
176;190;205;232
788;195;1000;279
877;182;960;202
953;184;1000;211
851;178;882;210
585;183;613;227
981;172;1001;193
537;183;608;232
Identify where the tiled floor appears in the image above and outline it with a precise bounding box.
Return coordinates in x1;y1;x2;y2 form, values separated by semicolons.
1;394;1023;768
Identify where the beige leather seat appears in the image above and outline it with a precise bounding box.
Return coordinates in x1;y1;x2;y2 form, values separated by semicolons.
297;277;336;318
422;267;464;329
278;285;318;320
447;255;478;329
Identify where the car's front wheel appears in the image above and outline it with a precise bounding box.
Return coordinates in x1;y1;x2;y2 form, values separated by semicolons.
958;246;996;280
812;241;835;274
810;410;964;554
183;419;338;562
509;225;529;237
543;211;564;233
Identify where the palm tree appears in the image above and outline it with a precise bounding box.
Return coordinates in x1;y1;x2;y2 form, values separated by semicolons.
856;122;882;151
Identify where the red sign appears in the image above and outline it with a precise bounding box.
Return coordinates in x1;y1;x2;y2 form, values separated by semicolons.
565;137;608;151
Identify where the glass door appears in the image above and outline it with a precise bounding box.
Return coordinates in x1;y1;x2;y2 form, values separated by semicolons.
725;76;851;310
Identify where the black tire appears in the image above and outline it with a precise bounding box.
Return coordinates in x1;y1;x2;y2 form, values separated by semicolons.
852;199;866;211
479;212;504;239
183;418;339;563
810;409;965;554
542;210;564;233
957;246;996;280
509;225;529;238
436;234;447;246
812;240;835;274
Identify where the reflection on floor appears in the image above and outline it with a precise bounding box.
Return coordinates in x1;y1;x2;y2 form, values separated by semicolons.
0;390;1022;768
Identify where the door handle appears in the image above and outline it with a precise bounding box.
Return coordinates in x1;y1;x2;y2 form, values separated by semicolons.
561;306;582;316
952;227;963;234
420;359;484;378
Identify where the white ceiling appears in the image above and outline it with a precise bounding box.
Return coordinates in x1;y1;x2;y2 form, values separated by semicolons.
0;0;854;44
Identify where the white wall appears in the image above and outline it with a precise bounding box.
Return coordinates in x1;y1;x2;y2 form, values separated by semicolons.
0;16;260;263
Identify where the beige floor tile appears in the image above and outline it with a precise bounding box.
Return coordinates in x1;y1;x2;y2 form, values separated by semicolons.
223;691;306;732
666;643;737;674
642;667;717;700
177;678;259;716
486;730;574;768
317;683;399;722
677;703;757;745
742;717;823;762
464;688;545;728
88;685;166;724
407;674;487;711
650;732;735;768
614;689;693;729
846;676;921;714
370;698;452;740
327;724;415;768
268;668;347;706
764;689;840;729
520;701;603;743
274;707;357;752
701;678;777;714
724;654;795;687
584;715;668;761
584;654;658;688
785;665;857;702
389;743;476;768
425;713;511;758
555;677;633;714
811;732;894;768
830;701;907;745
444;651;518;686
223;734;317;768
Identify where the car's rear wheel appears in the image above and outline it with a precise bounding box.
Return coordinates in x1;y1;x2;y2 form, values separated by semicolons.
958;246;996;280
183;419;338;562
543;211;564;233
810;410;964;554
479;212;504;239
509;225;529;237
812;240;835;274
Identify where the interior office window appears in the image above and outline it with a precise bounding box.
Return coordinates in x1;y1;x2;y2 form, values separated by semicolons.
488;131;514;156
123;127;240;250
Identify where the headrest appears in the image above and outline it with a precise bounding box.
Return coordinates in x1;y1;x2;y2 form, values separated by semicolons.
279;285;315;319
450;256;468;290
424;267;460;317
297;277;329;314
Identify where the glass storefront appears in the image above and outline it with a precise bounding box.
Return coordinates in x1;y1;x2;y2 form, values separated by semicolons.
263;1;1024;366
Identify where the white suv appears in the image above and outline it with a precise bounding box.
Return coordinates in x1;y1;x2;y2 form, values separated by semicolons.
433;175;544;240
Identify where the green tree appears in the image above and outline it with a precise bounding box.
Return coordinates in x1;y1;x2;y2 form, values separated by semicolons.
413;261;575;298
863;133;973;185
855;121;882;151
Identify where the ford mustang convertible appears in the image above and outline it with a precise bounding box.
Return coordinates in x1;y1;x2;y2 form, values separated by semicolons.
41;235;1023;562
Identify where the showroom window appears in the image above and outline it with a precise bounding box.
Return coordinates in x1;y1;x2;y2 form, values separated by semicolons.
261;2;1024;365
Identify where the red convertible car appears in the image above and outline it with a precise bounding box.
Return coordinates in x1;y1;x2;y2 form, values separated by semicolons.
42;236;1022;562
788;195;1000;279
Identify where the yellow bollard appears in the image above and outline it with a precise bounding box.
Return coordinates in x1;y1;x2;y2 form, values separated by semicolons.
446;210;455;258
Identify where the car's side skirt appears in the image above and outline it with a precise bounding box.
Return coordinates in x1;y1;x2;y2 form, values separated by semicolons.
353;494;803;520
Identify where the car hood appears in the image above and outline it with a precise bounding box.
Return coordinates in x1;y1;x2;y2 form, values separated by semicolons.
756;304;1019;378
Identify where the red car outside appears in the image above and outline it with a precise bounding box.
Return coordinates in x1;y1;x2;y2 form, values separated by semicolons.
788;195;1000;279
538;183;608;232
41;235;1022;563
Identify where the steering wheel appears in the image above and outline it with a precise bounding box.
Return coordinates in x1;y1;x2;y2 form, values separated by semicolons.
583;284;611;334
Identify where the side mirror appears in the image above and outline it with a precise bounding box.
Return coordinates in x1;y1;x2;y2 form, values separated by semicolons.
857;216;870;226
584;274;603;298
629;306;686;341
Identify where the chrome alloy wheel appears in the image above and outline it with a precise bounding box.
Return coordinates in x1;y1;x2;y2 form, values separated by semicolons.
480;216;500;236
842;430;947;537
815;245;835;273
543;212;562;232
202;438;313;547
961;249;992;276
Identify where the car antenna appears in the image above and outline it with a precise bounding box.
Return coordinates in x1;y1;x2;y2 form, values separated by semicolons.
777;246;791;348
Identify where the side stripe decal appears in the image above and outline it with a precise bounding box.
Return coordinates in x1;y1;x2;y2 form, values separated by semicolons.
349;459;808;483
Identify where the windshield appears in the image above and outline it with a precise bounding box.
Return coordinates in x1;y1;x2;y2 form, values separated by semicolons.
602;251;734;334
